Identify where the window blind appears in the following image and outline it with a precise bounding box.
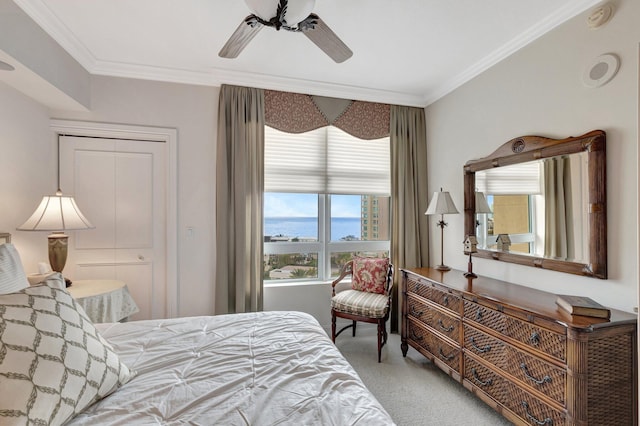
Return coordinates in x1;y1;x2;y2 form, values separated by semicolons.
264;125;390;195
475;161;542;195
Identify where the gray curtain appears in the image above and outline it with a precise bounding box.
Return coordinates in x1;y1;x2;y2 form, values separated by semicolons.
215;85;265;314
544;156;574;260
390;105;430;332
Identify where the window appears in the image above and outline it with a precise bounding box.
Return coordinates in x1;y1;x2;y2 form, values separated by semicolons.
479;194;538;254
476;161;542;255
263;126;390;283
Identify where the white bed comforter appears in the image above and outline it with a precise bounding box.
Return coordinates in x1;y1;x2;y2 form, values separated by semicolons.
68;311;394;426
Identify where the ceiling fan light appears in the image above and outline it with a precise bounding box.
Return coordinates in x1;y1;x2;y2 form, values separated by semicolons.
244;0;315;25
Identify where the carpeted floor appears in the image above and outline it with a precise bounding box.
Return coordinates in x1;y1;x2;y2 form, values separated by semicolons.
333;323;513;426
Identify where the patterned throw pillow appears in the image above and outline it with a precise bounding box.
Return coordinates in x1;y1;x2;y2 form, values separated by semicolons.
0;283;135;425
0;243;29;294
351;257;390;294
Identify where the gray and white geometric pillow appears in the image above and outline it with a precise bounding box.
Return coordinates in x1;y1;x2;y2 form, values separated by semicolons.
0;282;135;425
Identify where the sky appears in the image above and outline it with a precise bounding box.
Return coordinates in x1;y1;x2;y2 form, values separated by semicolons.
264;193;361;218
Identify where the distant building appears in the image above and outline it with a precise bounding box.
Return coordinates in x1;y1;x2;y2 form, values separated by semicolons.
361;195;390;241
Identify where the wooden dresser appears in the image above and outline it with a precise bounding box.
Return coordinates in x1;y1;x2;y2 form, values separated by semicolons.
401;268;637;426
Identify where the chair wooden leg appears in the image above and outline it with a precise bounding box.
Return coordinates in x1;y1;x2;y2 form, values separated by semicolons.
377;320;383;363
382;320;388;344
352;320;357;337
331;310;336;343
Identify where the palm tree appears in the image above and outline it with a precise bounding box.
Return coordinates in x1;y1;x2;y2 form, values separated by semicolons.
290;269;309;278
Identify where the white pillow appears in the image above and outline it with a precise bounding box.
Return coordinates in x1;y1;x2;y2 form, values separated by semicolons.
0;243;29;294
0;282;136;425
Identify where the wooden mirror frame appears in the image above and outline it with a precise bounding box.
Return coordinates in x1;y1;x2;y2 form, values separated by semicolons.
463;130;607;279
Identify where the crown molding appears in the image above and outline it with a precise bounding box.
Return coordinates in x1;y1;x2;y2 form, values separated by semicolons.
13;0;97;71
422;0;601;105
211;68;427;107
89;60;426;107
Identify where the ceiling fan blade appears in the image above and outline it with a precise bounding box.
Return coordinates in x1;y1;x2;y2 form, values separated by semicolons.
302;14;352;63
218;16;264;59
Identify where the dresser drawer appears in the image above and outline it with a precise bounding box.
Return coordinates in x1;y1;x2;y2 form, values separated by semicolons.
464;300;566;362
406;274;430;299
429;283;461;313
463;325;505;368
405;273;461;313
464;355;507;404
407;319;461;373
505;345;566;406
505;382;566;426
408;294;460;341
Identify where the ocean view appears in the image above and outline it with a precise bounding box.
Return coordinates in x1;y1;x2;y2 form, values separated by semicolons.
264;217;361;240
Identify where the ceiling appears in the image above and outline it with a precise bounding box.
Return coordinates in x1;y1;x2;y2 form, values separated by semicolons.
13;0;601;107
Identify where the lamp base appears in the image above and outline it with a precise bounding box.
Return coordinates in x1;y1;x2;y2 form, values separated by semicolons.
48;232;72;287
435;264;451;271
463;271;478;278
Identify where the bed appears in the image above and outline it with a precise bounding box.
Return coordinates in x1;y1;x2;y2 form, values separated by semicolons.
0;242;394;425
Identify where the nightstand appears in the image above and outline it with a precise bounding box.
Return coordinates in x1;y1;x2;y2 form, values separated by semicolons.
67;279;139;323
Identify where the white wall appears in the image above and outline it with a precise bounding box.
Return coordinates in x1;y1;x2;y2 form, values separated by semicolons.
0;77;218;317
0;82;57;270
425;1;638;312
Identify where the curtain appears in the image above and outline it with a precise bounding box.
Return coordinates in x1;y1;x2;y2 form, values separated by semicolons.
215;85;265;314
390;105;430;332
544;156;574;259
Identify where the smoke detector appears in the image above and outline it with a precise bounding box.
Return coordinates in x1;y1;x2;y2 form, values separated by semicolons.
587;3;614;29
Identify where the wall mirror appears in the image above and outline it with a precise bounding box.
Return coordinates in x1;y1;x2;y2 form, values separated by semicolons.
463;130;606;279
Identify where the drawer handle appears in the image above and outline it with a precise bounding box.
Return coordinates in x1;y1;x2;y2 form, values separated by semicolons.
475;309;483;321
471;367;493;387
437;319;454;333
410;305;423;317
409;329;424;341
521;363;552;385
529;332;541;346
521;401;553;425
439;348;455;361
469;336;491;353
442;295;449;306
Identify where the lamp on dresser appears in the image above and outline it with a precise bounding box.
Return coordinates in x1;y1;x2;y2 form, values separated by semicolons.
425;188;459;271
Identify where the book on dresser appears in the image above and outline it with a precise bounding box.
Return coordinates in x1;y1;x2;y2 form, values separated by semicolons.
555;294;611;319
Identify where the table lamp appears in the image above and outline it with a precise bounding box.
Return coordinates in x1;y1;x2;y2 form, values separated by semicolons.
425;188;459;271
18;189;94;286
475;191;492;221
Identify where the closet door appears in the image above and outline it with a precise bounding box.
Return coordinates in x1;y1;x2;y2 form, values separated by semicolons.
60;135;166;320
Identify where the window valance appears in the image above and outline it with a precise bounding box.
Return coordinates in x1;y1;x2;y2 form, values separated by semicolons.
264;90;390;140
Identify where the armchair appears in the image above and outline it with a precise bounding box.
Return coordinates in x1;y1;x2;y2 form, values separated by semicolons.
330;258;393;362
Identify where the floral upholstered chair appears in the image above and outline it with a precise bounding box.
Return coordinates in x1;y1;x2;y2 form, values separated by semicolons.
330;257;393;362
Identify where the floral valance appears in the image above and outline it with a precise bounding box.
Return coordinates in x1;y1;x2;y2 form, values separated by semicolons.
264;90;390;140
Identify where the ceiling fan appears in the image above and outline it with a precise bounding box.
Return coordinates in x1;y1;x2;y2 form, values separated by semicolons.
219;0;353;63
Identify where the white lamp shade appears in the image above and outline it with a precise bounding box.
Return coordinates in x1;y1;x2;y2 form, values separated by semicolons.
475;191;492;214
425;190;459;215
245;0;315;25
18;191;94;231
